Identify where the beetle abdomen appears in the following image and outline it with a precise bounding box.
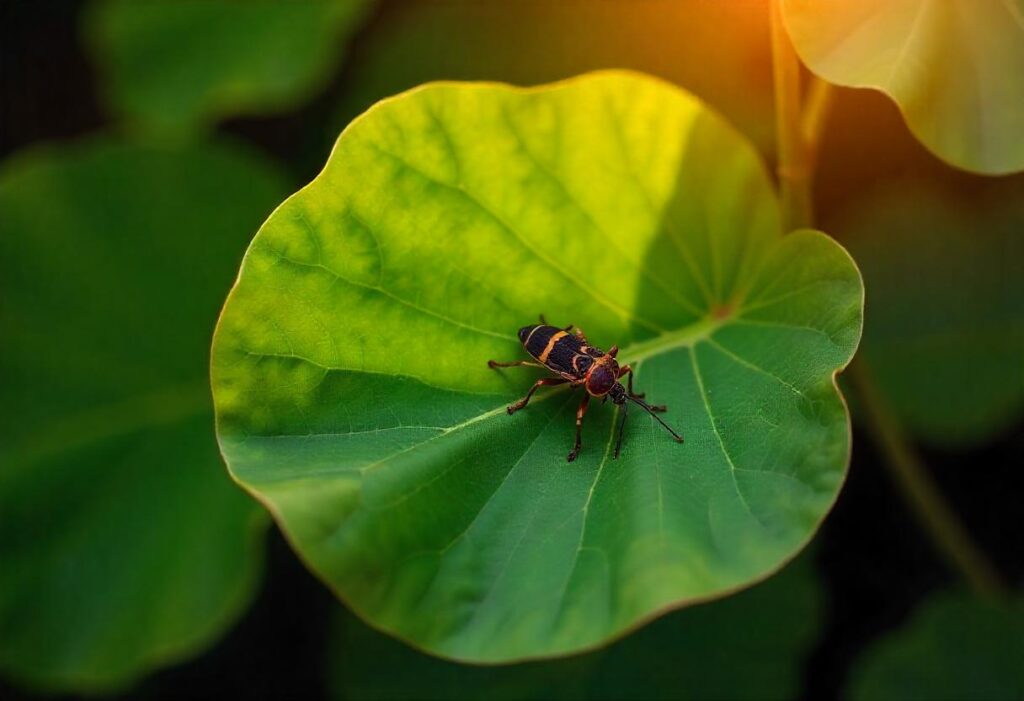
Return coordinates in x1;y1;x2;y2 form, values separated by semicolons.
544;334;585;375
520;324;584;375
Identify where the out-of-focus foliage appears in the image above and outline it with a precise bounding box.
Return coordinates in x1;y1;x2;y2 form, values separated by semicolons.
331;556;821;701
848;593;1024;700
0;138;286;692
85;0;374;135
838;182;1024;446
333;0;775;156
782;0;1024;175
212;71;862;662
0;0;1017;697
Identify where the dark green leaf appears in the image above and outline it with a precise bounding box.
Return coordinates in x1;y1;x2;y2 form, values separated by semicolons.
849;592;1024;701
86;0;374;134
838;182;1024;446
0;138;287;691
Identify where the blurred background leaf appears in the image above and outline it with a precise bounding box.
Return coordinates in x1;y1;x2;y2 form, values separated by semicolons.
847;592;1024;700
85;0;375;137
332;0;775;158
0;137;287;692
331;555;821;701
832;182;1024;447
782;0;1024;175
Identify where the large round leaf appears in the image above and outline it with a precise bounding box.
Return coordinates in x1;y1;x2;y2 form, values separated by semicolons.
836;181;1024;446
212;71;863;662
782;0;1024;175
849;593;1024;700
331;555;821;700
85;0;374;135
0;138;286;691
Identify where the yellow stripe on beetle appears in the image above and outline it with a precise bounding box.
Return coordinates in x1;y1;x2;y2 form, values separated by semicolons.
538;330;567;363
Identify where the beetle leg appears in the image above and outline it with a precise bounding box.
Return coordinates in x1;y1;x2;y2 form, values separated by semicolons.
539;313;548;325
567;394;591;462
617;364;666;411
507;377;568;415
488;359;544;369
560;323;588;343
617;364;642;396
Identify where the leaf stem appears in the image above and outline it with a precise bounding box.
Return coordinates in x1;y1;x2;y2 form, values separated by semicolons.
770;0;813;231
847;362;1009;599
801;76;834;153
768;0;1007;598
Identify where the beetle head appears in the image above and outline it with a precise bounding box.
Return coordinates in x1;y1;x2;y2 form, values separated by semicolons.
607;382;627;405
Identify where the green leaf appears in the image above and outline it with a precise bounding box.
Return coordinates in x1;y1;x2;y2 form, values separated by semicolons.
837;182;1024;446
0;138;288;692
85;0;375;135
212;71;863;662
781;0;1024;175
331;555;822;700
849;593;1024;701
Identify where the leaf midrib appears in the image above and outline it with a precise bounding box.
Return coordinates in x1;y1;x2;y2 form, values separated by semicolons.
233;315;727;484
620;315;725;364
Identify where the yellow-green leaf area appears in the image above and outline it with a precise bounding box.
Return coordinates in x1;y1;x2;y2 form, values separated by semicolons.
782;0;1024;175
212;71;864;662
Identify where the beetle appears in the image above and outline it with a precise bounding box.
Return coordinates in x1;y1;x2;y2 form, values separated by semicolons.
488;317;684;462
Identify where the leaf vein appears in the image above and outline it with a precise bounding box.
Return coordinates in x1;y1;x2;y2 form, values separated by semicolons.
366;141;666;334
689;347;764;528
498;103;705;318
267;240;509;341
704;337;807;398
601;93;716;306
441;394;578;630
240;350;501;397
547;401;620;631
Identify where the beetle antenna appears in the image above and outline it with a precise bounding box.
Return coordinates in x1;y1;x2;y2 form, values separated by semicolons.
626;395;684;443
614;396;628;458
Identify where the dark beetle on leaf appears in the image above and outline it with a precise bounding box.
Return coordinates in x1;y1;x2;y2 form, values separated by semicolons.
489;316;684;462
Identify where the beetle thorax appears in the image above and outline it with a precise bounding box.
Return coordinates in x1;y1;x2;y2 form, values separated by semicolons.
584;356;619;396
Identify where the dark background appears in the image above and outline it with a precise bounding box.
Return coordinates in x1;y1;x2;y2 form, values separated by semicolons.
2;1;1020;699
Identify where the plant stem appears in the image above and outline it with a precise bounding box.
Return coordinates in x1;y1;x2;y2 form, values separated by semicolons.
801;76;834;150
769;0;813;231
767;0;1007;598
848;363;1009;598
